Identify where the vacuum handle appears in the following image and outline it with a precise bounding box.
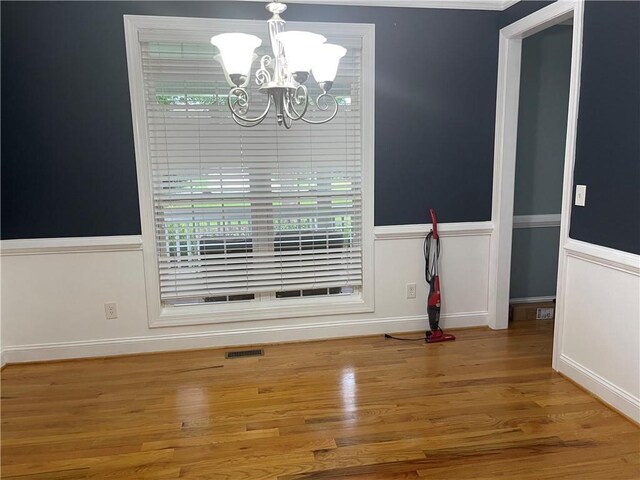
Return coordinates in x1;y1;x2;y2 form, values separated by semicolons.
430;208;439;239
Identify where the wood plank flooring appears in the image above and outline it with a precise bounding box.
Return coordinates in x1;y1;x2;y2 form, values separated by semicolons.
2;319;639;479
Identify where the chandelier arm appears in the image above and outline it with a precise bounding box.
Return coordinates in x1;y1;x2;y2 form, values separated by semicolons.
282;112;293;129
299;93;339;125
230;112;270;128
227;87;272;125
284;85;309;121
255;55;273;86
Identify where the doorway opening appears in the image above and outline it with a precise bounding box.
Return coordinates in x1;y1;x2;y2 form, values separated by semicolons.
509;22;573;325
487;1;584;370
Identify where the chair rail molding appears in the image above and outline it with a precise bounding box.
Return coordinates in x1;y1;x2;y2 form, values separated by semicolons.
513;214;561;229
0;236;143;256
374;221;493;241
564;239;640;276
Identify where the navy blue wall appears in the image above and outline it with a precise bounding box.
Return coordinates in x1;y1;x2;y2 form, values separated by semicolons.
1;1;500;239
570;1;640;254
503;0;640;254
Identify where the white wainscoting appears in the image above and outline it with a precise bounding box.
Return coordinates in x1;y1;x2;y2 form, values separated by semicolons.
0;222;492;364
556;239;640;422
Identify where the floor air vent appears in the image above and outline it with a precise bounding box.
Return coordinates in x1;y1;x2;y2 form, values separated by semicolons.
225;348;264;359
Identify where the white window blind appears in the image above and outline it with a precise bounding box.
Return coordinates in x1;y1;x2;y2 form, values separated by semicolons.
139;28;363;305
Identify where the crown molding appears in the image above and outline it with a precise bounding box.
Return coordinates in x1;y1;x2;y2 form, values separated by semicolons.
223;0;520;12
500;0;520;10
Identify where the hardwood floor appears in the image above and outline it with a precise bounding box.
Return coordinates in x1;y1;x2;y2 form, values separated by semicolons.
2;319;638;479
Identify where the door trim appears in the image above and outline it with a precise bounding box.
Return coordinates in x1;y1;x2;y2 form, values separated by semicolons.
487;0;584;370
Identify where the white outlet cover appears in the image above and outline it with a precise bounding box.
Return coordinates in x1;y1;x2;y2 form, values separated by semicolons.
104;302;118;319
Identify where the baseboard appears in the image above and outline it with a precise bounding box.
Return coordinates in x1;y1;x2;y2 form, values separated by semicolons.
558;354;640;424
509;296;555;304
2;311;488;364
440;311;488;328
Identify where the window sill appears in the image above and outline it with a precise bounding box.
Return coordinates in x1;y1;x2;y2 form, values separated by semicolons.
149;294;374;328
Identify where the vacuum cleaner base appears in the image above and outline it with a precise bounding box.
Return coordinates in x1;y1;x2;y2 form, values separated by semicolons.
426;330;456;343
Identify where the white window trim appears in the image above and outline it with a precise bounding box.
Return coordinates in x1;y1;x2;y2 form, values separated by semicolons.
124;14;375;328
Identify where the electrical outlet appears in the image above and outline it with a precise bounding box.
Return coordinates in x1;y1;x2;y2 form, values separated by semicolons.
104;302;118;320
406;283;417;299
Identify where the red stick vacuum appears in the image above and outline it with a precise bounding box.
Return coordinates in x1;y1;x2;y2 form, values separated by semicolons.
425;209;455;343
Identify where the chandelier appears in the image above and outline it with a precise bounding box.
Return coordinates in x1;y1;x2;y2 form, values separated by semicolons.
210;1;347;129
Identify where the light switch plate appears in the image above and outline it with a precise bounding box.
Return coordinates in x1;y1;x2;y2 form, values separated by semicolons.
575;185;587;206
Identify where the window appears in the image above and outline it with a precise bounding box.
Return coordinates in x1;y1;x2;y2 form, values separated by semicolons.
125;16;374;327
